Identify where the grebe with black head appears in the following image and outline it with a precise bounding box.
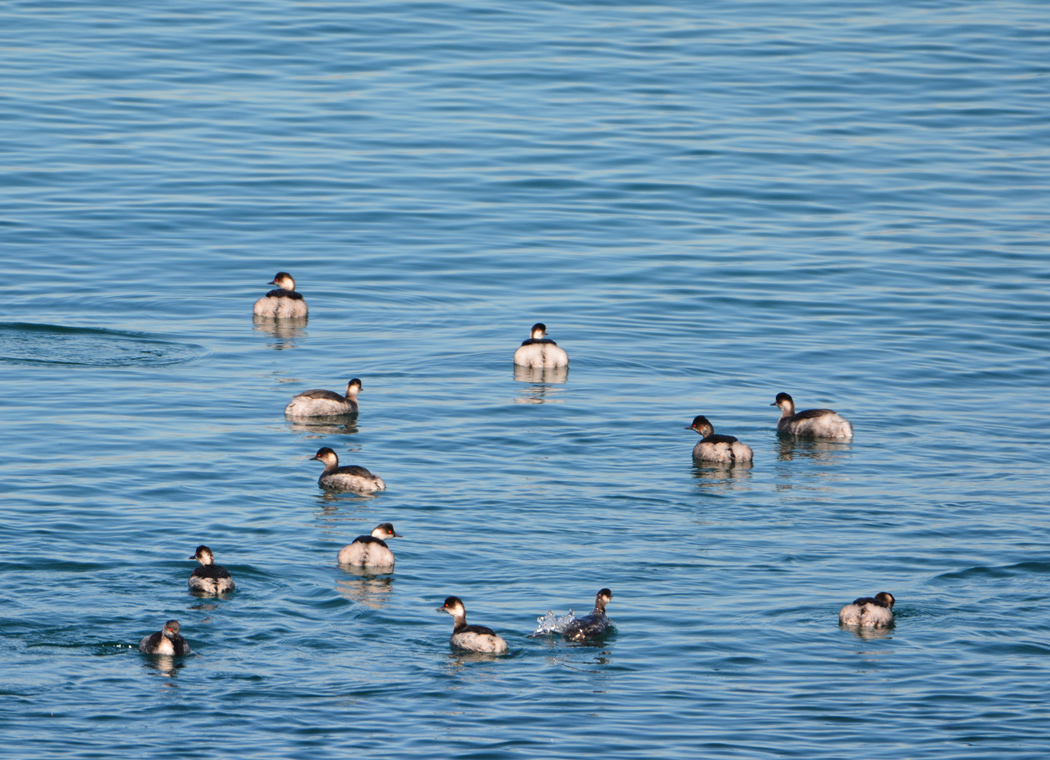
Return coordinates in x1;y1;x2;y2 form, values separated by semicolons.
839;592;895;628
338;523;400;569
286;378;362;417
513;323;569;369
771;392;853;439
563;588;614;642
139;619;191;655
253;272;308;319
437;596;509;654
188;545;235;595
685;415;753;464
310;447;386;493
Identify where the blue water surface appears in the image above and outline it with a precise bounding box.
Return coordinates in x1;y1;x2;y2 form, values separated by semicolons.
1;1;1049;758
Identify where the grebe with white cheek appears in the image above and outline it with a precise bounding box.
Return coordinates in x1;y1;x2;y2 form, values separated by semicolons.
286;378;362;417
839;592;895;628
771;392;853;439
338;523;400;569
513;323;569;369
253;272;308;319
139;620;191;655
188;545;235;595
310;447;386;493
437;596;509;654
563;588;614;642
686;415;753;464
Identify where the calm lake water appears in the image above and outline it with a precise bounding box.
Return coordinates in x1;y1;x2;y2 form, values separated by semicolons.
2;1;1049;757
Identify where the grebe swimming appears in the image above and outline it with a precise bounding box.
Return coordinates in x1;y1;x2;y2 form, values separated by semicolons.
310;447;386;493
337;523;400;569
285;378;362;417
686;415;753;464
437;596;509;654
253;272;308;319
139;619;191;655
513;323;569;369
771;393;853;439
188;545;235;595
563;588;614;642
839;592;895;628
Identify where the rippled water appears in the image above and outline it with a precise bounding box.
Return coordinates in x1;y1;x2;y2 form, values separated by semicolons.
2;1;1049;758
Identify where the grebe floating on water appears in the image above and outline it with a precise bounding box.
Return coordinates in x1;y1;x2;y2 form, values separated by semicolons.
563;588;614;642
188;545;235;595
513;323;569;369
285;378;362;417
310;447;386;493
139;619;191;655
338;523;400;569
253;272;308;319
686;415;753;464
771;393;853;439
437;596;509;654
839;592;895;628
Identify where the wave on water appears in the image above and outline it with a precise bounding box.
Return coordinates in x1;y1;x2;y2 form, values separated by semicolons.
0;323;202;367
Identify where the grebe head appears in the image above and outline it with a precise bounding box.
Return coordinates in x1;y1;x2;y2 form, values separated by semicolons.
595;588;613;610
371;523;401;540
269;272;296;291
162;620;181;639
529;323;548;340
189;546;215;565
310;447;339;466
437;596;466;617
874;592;895;609
771;392;795;412
686;415;715;437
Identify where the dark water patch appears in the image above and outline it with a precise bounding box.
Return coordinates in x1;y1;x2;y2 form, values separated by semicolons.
0;323;203;367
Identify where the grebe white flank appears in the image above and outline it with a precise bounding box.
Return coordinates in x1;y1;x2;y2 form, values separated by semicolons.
513;323;569;369
839;592;895;628
310;447;386;493
437;596;509;654
771;393;853;439
253;272;308;319
286;378;362;417
686;415;754;464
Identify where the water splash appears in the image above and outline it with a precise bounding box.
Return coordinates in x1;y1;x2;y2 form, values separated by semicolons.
530;609;578;637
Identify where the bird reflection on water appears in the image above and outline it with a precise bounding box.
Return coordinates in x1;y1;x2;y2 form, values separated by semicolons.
252;315;308;349
513;364;569;405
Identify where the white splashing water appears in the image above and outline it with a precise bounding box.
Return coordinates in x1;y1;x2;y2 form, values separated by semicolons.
530;609;578;636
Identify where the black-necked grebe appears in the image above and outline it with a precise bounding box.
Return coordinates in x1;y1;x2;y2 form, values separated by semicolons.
338;523;400;568
839;592;895;628
188;545;235;595
686;415;754;464
253;272;308;319
513;323;569;369
310;447;386;493
437;596;509;654
285;378;362;417
563;588;614;642
771;393;853;439
139;619;191;655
